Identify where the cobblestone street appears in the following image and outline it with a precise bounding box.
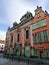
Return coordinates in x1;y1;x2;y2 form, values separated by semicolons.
0;55;49;65
0;56;28;65
0;57;15;65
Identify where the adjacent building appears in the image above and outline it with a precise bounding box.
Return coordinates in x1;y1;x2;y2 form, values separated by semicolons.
5;6;49;58
32;6;49;58
0;40;5;52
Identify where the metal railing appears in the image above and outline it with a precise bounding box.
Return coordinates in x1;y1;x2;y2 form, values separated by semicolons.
3;55;49;65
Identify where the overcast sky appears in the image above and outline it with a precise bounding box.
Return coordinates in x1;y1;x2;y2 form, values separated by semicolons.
0;0;49;40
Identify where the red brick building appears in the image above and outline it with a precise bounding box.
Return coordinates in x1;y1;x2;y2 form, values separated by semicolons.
5;6;49;58
32;6;49;58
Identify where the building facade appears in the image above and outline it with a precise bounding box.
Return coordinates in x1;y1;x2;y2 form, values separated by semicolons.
5;11;34;57
32;6;49;58
5;6;49;58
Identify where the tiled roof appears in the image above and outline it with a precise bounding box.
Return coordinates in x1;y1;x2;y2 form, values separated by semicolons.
0;40;5;44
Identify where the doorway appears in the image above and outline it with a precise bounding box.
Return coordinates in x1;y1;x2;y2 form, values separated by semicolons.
25;46;30;57
40;51;44;58
15;49;20;56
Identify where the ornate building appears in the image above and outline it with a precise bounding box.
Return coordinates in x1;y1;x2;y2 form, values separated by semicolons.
5;11;33;57
5;6;49;58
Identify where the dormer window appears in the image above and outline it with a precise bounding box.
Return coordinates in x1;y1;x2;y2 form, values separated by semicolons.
36;13;40;18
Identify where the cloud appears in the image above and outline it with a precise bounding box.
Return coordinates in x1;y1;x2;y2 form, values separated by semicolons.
4;0;49;24
38;0;49;10
0;30;6;40
1;0;36;25
0;0;49;26
0;0;49;40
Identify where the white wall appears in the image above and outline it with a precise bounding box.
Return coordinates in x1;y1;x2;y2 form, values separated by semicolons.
0;43;5;51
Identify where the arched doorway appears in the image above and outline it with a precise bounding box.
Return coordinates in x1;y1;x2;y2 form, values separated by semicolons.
15;49;20;56
25;46;30;57
40;51;44;58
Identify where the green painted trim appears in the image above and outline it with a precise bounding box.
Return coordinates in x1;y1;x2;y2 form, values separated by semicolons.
34;49;38;56
32;19;46;30
46;49;49;57
43;30;49;42
15;50;20;56
38;32;42;43
40;51;44;58
33;34;36;43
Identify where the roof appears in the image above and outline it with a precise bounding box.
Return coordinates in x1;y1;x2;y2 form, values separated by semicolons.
8;11;33;31
0;40;5;44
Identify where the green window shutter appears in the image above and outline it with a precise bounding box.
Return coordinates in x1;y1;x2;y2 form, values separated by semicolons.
22;49;24;55
7;49;10;54
9;47;13;54
25;46;30;57
40;51;44;58
7;47;13;55
43;30;49;42
41;19;46;26
32;24;36;30
46;49;49;57
38;32;42;43
36;22;40;28
16;50;20;56
34;49;38;56
33;34;36;44
32;19;46;30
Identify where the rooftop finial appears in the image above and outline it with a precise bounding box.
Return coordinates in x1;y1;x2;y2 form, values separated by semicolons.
45;10;48;14
37;6;39;8
13;21;18;27
8;27;10;31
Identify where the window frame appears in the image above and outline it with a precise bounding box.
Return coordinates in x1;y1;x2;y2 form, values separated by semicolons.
36;13;40;18
33;33;37;44
38;32;42;43
43;30;49;42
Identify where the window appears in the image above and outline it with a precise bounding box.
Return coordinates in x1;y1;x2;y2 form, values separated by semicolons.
41;19;46;26
36;13;40;18
32;19;46;30
26;30;29;39
34;49;38;56
2;45;3;47
38;32;42;43
1;47;3;49
11;35;13;43
25;46;30;57
17;34;20;42
43;30;49;42
46;49;49;57
32;24;36;30
36;22;40;28
33;33;36;43
16;49;20;56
